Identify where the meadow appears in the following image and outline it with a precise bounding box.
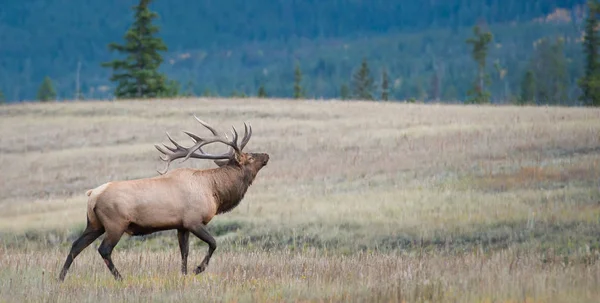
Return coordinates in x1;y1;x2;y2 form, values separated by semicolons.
1;98;599;302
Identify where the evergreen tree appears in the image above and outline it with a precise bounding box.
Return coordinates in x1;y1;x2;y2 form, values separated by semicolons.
340;83;350;100
579;0;600;106
429;72;440;102
101;0;176;99
165;79;180;97
183;80;195;97
518;70;536;105
529;37;568;105
37;76;57;102
465;24;493;104
293;63;304;99
411;78;427;101
202;88;213;97
351;58;374;100
494;59;510;102
443;84;459;101
257;84;267;98
381;69;389;101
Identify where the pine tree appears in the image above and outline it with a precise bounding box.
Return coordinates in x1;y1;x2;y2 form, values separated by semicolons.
579;0;600;106
183;80;195;97
293;63;304;99
529;38;568;105
465;24;493;104
340;83;350;100
518;70;536;105
494;59;510;102
101;0;177;99
381;69;389;101
442;84;459;101
351;58;374;100
257;84;267;98
37;76;57;102
429;72;440;102
202;88;213;97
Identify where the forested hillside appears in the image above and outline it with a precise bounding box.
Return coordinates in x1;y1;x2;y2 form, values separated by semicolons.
0;0;588;102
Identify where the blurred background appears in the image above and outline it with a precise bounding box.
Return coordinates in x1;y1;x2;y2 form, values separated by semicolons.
0;0;587;104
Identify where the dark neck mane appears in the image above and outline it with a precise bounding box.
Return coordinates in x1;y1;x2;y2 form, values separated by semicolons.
208;165;256;214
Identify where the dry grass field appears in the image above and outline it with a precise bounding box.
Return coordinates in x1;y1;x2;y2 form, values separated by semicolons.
1;97;600;302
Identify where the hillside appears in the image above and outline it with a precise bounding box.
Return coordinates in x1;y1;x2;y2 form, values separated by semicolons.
1;99;600;301
0;0;588;102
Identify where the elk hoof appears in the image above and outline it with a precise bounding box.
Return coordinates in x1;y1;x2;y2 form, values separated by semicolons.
194;264;207;274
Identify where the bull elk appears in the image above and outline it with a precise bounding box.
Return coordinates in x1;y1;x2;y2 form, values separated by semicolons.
58;116;269;281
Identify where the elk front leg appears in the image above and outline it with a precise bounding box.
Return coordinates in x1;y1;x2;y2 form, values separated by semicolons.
189;224;216;274
177;229;190;275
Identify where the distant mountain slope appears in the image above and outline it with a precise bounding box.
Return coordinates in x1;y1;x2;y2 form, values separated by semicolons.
0;0;587;101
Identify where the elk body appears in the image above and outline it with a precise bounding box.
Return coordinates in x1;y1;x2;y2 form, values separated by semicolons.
58;116;269;281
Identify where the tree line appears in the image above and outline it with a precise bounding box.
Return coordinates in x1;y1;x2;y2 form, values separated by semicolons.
5;0;599;106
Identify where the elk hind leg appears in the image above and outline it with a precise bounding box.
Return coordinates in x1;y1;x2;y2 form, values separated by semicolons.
97;229;125;281
189;224;216;274
59;224;105;281
177;229;190;275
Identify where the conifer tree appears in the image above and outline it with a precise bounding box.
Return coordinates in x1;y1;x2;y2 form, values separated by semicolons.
202;88;213;97
37;76;57;102
351;58;374;100
340;83;350;100
494;59;510;101
101;0;177;99
257;84;267;98
529;38;568;105
381;69;389;101
518;70;536;105
429;72;440;102
443;84;459;101
579;0;600;106
184;80;195;97
465;24;493;104
293;63;304;99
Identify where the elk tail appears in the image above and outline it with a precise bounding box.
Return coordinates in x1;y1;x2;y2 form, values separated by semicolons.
85;183;109;229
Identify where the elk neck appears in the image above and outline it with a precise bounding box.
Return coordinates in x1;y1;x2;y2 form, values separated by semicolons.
203;164;258;214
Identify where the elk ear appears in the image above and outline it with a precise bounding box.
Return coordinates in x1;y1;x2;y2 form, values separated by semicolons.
213;159;229;167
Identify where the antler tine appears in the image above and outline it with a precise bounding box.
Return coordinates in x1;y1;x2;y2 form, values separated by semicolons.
240;122;253;150
154;144;172;160
165;132;185;148
230;126;239;147
193;115;220;136
183;131;202;143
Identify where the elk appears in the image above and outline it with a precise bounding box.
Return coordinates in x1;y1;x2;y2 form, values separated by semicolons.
58;116;269;281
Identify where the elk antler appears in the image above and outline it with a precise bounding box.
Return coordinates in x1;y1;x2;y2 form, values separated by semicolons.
154;116;253;174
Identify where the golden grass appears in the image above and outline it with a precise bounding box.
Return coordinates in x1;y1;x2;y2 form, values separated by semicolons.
1;247;600;303
1;98;600;302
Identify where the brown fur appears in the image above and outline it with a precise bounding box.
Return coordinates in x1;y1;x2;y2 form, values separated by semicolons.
58;124;269;281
